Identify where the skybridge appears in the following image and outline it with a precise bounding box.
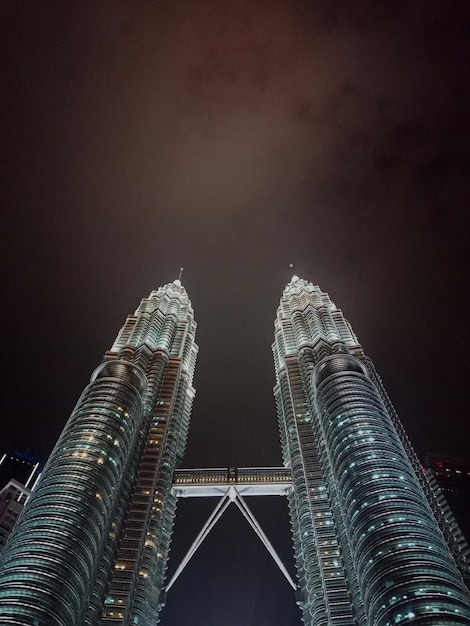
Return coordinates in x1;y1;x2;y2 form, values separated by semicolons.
165;467;296;596
172;466;293;497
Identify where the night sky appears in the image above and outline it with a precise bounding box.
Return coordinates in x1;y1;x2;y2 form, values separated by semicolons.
2;2;469;625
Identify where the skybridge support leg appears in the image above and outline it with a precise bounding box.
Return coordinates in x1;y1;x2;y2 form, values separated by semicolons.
165;490;231;592
233;491;297;590
166;485;297;595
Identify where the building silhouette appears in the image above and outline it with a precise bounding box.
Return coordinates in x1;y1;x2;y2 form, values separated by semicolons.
0;276;470;625
426;454;470;552
0;449;42;554
0;480;33;555
0;280;198;626
273;276;470;625
0;449;42;492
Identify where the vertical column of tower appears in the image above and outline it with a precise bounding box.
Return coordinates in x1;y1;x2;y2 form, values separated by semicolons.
273;277;363;626
273;276;470;626
313;354;470;625
0;360;147;626
96;280;198;626
0;280;197;626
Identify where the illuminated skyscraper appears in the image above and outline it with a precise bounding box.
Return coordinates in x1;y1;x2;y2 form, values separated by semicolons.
0;449;42;554
0;280;198;626
0;449;42;492
273;276;470;626
1;276;470;626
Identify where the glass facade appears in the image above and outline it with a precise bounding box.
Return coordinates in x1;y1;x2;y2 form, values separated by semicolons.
273;276;470;626
0;281;197;626
0;275;469;626
0;450;42;555
0;450;42;492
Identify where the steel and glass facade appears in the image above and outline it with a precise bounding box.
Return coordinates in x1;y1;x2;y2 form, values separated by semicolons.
1;275;470;626
273;276;470;626
0;450;42;555
0;280;197;626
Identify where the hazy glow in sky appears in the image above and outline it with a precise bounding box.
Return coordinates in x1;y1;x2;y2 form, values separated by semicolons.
2;2;469;625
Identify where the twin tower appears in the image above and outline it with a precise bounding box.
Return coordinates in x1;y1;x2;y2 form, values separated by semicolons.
0;277;470;626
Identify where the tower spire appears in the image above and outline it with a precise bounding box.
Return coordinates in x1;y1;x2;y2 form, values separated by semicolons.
174;267;184;287
273;279;470;624
289;263;299;282
0;285;199;626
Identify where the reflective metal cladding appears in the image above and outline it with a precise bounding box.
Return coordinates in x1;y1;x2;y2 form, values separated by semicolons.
273;276;470;626
0;275;469;626
0;280;198;626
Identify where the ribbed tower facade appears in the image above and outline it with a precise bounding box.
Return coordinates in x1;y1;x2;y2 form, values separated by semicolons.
0;280;197;626
273;276;470;626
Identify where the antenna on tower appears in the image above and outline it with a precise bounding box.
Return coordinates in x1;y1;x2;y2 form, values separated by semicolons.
290;263;299;282
174;267;184;286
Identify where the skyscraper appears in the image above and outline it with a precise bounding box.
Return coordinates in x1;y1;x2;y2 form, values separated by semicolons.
0;449;42;555
1;276;470;626
0;449;42;492
0;280;198;626
273;276;470;625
